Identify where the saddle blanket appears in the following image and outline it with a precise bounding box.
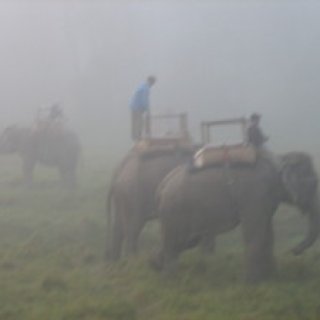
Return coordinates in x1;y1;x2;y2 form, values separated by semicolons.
193;144;256;168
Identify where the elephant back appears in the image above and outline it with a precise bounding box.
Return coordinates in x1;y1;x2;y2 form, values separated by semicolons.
29;126;80;165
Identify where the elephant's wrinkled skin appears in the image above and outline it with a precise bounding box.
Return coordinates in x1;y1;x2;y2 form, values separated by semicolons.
106;146;196;260
0;125;81;188
153;152;319;283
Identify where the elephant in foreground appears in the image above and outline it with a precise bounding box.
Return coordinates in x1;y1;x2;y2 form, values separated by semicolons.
153;152;319;283
106;144;197;261
0;125;81;188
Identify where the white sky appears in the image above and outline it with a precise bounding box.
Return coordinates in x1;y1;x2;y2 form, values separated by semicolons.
0;0;319;151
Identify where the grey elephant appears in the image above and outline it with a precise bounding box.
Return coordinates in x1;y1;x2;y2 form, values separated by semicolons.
0;125;81;188
106;143;197;261
153;152;319;283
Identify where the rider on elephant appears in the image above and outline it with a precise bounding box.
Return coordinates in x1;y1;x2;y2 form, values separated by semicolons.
246;113;281;170
247;113;269;148
35;103;65;134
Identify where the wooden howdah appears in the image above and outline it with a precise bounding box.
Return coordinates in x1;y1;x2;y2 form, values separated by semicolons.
134;112;192;155
134;136;193;156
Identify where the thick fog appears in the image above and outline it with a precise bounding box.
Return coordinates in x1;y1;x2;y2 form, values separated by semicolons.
0;0;319;153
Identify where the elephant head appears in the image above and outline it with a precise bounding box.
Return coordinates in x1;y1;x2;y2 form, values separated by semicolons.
280;152;319;255
0;126;22;153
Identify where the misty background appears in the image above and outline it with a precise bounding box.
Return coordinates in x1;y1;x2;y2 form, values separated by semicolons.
0;0;319;154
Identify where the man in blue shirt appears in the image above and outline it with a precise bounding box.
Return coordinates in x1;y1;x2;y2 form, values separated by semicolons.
130;76;156;141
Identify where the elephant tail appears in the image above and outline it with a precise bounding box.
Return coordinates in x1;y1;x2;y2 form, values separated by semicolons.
106;183;113;227
105;183;114;259
105;150;137;259
105;154;129;258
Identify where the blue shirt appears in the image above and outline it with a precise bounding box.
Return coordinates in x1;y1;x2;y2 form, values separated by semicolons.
130;82;151;112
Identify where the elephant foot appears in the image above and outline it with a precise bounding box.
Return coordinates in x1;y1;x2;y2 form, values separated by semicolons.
200;237;215;255
245;273;272;284
124;244;138;258
106;249;122;262
22;178;33;188
245;264;276;284
149;251;180;280
162;260;180;279
105;250;116;262
149;252;164;272
105;243;122;262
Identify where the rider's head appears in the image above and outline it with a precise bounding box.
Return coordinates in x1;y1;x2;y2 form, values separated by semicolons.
147;75;156;86
250;113;261;125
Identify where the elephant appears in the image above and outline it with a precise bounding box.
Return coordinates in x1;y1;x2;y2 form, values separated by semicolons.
106;143;198;261
0;125;81;188
152;151;319;283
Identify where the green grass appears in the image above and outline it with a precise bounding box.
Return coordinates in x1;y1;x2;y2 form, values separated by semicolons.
0;153;319;319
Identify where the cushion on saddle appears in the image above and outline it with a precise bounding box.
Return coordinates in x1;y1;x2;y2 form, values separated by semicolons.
193;144;257;168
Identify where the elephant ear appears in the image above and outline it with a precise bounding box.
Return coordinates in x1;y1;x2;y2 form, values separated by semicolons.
1;125;19;140
0;126;13;145
281;152;318;208
281;160;300;204
0;125;22;153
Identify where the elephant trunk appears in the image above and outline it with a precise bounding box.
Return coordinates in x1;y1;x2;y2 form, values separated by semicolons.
292;198;320;255
0;134;7;153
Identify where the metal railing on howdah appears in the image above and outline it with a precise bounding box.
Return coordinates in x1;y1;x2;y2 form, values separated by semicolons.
200;117;248;145
144;112;190;140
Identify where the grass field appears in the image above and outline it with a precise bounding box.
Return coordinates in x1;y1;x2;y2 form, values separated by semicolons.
0;152;320;320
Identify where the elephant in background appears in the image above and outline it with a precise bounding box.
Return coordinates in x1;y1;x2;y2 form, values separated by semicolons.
0;125;81;188
106;144;197;261
153;152;319;283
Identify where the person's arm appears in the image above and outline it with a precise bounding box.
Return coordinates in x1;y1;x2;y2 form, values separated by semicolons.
257;128;269;145
248;126;267;146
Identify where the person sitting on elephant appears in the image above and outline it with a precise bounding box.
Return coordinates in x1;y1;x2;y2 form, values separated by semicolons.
48;104;65;133
35;104;65;134
247;113;269;148
49;103;64;122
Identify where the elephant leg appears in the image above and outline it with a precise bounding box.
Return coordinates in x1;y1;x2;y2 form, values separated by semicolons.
158;244;183;277
124;215;145;256
200;233;215;255
107;206;124;261
151;222;185;272
59;167;77;189
22;158;35;186
241;209;275;283
150;245;180;274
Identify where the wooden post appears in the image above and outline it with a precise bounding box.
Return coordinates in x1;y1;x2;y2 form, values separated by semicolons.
241;117;248;144
180;113;188;139
145;111;151;139
201;122;210;145
207;124;211;144
201;122;206;144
